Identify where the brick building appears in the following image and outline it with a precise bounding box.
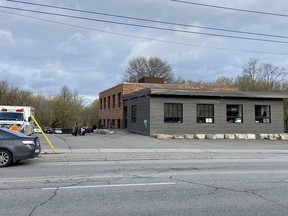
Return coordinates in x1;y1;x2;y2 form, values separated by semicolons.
98;77;238;129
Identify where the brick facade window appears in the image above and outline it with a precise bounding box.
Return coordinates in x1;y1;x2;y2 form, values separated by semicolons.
118;93;122;107
108;96;111;109
112;94;116;108
100;99;102;110
104;98;106;109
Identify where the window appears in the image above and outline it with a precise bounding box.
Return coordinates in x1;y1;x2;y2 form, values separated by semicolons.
226;104;243;123
255;105;271;123
197;104;214;123
108;96;111;109
131;105;137;123
118;93;122;107
100;99;102;110
112;94;116;108
164;103;183;123
103;98;106;109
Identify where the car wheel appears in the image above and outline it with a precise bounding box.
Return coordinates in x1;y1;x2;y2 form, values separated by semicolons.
0;149;12;167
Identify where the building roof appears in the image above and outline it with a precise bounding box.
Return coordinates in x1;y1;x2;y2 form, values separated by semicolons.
123;88;288;100
99;82;238;95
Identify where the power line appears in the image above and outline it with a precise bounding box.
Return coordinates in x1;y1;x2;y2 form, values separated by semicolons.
5;0;288;40
1;10;287;58
1;5;288;44
171;0;288;18
2;9;288;56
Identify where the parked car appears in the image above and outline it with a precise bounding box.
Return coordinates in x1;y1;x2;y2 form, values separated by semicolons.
44;127;53;134
0;127;41;167
33;126;41;134
54;128;62;134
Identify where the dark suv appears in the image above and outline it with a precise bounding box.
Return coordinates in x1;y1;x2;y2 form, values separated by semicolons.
44;127;53;134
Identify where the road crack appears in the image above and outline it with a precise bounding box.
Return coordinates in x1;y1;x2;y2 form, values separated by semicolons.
172;177;288;210
250;190;288;210
29;188;59;216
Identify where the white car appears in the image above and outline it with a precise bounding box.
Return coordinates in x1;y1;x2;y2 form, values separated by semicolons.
54;128;62;134
33;126;41;133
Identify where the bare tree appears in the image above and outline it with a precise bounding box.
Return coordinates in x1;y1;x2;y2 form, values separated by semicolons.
0;81;9;104
260;62;287;91
236;58;287;92
123;56;174;83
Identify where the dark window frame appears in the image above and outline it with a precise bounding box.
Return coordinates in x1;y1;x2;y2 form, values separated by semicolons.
255;105;271;123
197;104;214;123
131;105;137;123
164;103;183;123
226;104;243;123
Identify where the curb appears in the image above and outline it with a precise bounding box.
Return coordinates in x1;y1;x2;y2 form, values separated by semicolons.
37;153;210;162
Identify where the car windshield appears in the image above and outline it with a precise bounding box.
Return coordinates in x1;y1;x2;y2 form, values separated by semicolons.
0;112;24;121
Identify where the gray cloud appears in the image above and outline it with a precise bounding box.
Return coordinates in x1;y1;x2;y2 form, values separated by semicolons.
1;0;288;105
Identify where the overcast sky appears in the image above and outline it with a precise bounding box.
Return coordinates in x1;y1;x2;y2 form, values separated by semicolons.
1;0;288;105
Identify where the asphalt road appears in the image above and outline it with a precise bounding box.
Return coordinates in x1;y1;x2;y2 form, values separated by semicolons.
1;159;288;216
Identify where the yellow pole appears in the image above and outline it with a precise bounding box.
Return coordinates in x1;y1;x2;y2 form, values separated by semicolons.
31;114;57;153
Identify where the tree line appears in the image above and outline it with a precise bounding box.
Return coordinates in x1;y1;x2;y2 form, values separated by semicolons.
0;57;287;130
0;82;99;130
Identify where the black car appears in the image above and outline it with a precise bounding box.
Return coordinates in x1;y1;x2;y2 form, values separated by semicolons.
0;128;41;167
44;127;53;134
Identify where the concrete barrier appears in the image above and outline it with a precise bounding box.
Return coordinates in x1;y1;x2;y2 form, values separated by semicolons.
206;134;225;139
173;134;185;139
268;134;280;140
235;134;246;140
153;133;288;141
153;134;173;139
184;134;194;139
256;134;269;140
279;133;288;140
194;134;206;139
224;134;235;139
245;134;256;140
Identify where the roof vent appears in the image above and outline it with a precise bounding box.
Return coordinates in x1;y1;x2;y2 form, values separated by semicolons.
138;77;164;84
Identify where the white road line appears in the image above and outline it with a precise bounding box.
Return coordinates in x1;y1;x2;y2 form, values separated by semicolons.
41;182;177;190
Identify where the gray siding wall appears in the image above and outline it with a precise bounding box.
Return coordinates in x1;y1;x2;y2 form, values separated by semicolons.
124;96;150;136
149;96;284;135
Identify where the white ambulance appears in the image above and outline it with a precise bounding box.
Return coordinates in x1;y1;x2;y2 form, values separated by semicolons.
0;106;35;135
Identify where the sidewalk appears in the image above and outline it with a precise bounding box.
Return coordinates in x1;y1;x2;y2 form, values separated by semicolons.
38;148;288;162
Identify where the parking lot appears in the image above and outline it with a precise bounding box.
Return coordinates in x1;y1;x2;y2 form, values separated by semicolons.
27;129;288;162
37;129;288;151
